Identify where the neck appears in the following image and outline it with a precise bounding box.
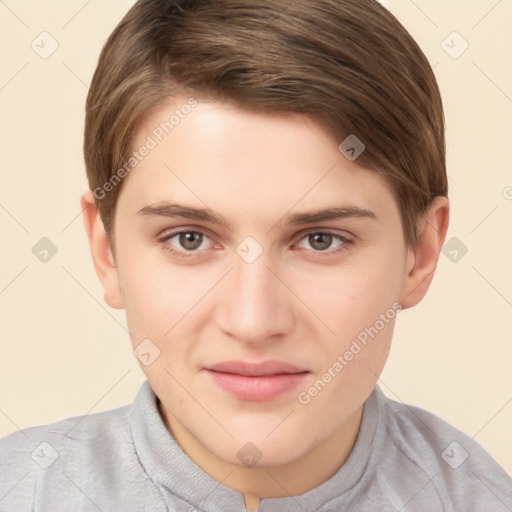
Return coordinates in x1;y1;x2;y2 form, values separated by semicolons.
160;403;363;507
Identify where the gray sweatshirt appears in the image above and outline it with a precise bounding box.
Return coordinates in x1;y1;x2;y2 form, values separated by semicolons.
1;380;511;511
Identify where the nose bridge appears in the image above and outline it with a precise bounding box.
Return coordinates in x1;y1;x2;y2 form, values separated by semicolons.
217;249;293;344
236;253;272;304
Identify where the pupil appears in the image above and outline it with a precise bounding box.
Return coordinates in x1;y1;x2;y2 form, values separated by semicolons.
310;233;332;251
180;232;202;250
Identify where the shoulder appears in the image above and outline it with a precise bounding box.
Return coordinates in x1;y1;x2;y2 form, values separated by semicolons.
0;403;131;464
375;388;512;511
0;404;157;511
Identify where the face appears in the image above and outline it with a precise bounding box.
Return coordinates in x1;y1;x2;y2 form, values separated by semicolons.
111;96;411;467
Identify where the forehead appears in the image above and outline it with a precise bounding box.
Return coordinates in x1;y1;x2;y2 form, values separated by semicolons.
117;97;399;229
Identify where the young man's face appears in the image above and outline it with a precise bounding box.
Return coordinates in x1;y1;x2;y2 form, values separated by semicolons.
104;96;417;467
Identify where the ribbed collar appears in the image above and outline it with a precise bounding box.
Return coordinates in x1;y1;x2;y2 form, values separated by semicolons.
130;380;385;512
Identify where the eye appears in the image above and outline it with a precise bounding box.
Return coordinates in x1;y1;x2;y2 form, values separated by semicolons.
160;230;214;258
295;231;351;254
174;232;205;251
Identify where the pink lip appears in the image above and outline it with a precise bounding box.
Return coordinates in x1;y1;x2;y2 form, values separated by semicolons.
204;360;310;401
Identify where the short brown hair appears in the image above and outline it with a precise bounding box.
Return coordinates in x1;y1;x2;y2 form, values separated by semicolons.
84;0;447;245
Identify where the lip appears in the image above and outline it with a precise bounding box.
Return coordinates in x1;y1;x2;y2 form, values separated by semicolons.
204;360;310;401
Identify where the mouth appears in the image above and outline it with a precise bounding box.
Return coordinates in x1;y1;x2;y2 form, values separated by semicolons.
204;360;310;401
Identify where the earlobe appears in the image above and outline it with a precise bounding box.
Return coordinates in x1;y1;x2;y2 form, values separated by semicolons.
81;191;125;309
399;196;449;309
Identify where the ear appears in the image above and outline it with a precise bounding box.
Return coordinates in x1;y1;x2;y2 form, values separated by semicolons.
399;196;449;309
81;191;124;309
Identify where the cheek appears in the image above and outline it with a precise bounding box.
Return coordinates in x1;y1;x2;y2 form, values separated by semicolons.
293;247;404;408
292;246;404;403
116;251;193;344
294;276;400;422
118;260;202;391
293;250;404;341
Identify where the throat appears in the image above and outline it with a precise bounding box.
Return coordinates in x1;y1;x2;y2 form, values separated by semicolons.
244;494;260;511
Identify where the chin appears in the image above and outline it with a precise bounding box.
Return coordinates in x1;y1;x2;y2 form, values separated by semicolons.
212;427;318;468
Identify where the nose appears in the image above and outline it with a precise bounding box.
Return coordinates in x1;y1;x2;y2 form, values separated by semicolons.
214;253;295;347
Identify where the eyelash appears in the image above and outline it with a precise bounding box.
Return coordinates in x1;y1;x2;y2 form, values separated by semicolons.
159;229;353;260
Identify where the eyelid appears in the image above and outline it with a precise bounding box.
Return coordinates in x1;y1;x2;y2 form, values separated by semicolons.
159;228;216;248
158;224;215;240
292;227;354;244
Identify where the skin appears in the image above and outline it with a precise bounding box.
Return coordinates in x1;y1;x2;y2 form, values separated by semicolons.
82;95;449;510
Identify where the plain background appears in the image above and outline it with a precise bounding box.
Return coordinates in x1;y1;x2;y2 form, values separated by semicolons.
0;0;511;475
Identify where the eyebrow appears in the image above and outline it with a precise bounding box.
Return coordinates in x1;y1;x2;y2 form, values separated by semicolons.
284;205;377;226
137;202;377;230
137;203;233;230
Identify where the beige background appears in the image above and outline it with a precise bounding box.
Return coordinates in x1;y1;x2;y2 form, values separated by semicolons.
0;0;511;475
